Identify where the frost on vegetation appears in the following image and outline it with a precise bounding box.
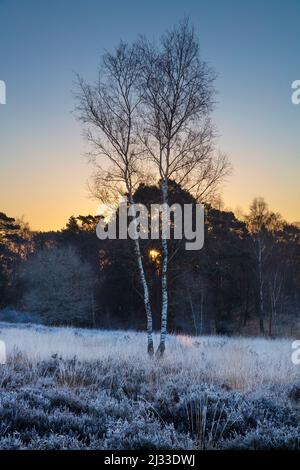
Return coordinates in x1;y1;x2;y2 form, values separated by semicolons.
0;323;299;449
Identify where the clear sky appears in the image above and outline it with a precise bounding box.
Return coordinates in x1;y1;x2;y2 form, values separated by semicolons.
0;0;299;230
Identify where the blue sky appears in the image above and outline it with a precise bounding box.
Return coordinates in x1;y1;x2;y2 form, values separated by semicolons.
0;0;299;229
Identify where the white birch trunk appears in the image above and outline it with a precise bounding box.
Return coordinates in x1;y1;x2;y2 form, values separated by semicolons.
128;194;154;355
157;178;168;356
258;239;265;334
134;237;154;355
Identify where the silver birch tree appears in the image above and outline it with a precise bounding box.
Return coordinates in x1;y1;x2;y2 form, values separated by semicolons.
138;20;230;355
76;43;154;354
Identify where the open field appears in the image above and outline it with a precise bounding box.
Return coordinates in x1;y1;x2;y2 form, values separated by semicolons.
0;322;299;449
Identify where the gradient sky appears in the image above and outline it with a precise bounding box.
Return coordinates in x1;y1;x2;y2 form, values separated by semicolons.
0;0;299;230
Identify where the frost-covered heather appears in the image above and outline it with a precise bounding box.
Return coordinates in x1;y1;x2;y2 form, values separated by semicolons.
1;322;298;391
0;322;299;450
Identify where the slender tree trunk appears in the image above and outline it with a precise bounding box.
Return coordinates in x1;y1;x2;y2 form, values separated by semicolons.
259;280;265;334
134;238;154;355
200;290;204;335
268;292;277;337
188;291;198;336
128;194;154;355
157;178;168;357
258;241;265;334
269;273;282;338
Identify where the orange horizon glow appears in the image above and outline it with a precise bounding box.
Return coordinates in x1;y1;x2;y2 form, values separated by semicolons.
1;2;299;232
1;175;299;233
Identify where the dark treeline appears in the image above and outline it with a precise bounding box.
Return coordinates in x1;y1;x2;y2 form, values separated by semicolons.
0;181;299;337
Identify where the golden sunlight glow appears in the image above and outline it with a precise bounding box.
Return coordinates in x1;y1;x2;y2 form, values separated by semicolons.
148;248;160;263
